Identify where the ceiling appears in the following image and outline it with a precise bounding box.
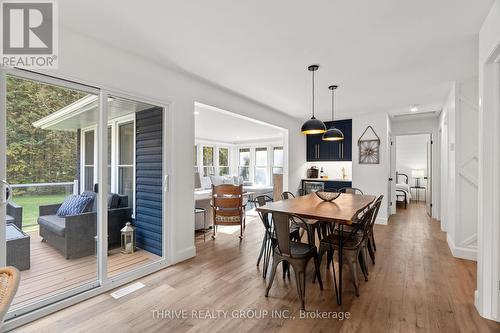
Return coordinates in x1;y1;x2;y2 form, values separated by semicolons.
60;0;493;119
194;104;284;144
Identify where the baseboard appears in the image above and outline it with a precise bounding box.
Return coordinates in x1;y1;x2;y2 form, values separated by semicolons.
172;246;196;264
447;234;477;261
375;217;388;225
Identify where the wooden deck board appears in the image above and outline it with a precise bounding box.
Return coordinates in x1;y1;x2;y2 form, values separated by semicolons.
11;231;160;310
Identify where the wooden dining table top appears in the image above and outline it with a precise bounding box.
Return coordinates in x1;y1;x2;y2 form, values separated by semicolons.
256;193;376;225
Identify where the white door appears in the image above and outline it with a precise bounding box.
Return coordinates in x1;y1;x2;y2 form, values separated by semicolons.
425;135;432;216
388;132;396;216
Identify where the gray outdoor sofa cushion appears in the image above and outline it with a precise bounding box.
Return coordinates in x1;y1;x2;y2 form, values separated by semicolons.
38;215;66;237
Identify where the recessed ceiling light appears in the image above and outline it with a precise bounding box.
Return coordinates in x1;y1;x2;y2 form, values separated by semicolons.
194;111;200;115
410;105;419;112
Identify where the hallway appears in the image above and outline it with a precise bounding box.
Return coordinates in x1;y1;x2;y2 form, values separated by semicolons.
17;203;500;332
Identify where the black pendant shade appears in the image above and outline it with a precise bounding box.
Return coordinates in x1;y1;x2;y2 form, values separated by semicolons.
301;65;326;135
322;85;344;141
301;116;326;134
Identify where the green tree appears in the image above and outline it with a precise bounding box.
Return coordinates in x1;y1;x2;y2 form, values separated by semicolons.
6;76;86;191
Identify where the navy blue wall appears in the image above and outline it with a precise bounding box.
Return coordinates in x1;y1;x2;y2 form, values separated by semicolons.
135;107;163;256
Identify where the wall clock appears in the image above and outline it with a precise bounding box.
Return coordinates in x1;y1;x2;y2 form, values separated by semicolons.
358;126;380;164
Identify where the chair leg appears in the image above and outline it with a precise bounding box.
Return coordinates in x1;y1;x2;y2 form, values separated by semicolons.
212;224;217;239
359;246;369;281
371;232;377;251
346;252;360;297
256;233;267;266
239;221;244;240
367;237;375;264
313;250;324;290
265;257;280;297
292;264;307;310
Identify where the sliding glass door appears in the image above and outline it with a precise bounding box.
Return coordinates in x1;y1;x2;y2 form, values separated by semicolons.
0;70;101;318
0;69;168;322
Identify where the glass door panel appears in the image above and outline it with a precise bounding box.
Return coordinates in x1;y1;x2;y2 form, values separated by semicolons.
106;95;163;278
1;71;101;317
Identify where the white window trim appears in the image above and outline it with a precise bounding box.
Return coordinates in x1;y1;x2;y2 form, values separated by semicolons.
254;147;269;185
195;141;232;178
80;114;136;216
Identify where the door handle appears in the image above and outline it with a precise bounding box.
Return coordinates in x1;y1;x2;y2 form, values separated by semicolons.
0;180;12;204
388;178;393;181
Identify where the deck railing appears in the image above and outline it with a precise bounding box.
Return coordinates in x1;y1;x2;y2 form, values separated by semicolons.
10;180;78;231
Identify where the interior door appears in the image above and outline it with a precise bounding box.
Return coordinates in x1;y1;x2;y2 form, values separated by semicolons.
388;132;396;215
425;135;432;216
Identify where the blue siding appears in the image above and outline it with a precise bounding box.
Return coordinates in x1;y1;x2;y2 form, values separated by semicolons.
135;108;163;256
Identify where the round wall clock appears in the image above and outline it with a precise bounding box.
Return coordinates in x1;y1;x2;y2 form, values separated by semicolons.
358;126;380;164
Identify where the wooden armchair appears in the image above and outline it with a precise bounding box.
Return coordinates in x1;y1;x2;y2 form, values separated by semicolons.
211;184;246;240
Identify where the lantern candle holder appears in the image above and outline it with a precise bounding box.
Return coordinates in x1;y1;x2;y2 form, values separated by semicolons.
121;222;135;254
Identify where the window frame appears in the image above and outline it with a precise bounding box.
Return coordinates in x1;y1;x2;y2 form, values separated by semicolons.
254;147;268;185
81;114;136;215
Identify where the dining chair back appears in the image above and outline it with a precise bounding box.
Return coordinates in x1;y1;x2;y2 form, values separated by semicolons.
366;195;384;262
255;195;274;278
338;187;364;195
281;191;295;200
266;212;323;310
211;184;245;239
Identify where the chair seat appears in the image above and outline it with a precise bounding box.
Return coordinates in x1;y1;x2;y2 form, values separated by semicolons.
38;215;66;237
289;241;316;258
215;215;241;223
320;231;363;250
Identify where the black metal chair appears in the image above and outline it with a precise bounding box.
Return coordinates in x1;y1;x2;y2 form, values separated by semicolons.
317;204;376;297
266;212;323;310
337;187;364;195
255;195;299;279
366;195;383;263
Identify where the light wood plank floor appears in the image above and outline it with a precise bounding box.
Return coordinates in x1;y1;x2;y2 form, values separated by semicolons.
14;203;500;332
12;232;159;310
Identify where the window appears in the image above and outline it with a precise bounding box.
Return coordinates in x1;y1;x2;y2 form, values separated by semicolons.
83;130;95;191
202;146;215;176
118;122;134;208
239;148;250;181
218;147;229;176
273;146;284;174
107;127;112;190
254;147;268;185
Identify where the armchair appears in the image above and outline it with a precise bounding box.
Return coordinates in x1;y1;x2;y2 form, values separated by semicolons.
6;202;22;230
37;192;131;259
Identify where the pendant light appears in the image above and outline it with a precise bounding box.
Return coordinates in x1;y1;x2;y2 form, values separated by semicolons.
301;65;326;135
322;85;344;141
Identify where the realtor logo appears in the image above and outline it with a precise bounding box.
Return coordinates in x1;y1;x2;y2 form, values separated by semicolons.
1;0;58;68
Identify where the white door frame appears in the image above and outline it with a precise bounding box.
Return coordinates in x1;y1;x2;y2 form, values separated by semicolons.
0;68;174;330
476;46;500;322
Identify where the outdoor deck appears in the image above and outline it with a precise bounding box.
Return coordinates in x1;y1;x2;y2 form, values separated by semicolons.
12;231;160;310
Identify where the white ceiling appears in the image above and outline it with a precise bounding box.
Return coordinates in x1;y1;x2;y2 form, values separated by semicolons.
194;104;284;144
60;0;493;119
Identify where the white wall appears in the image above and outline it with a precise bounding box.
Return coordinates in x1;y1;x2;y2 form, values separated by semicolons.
396;134;429;198
477;0;500;322
351;112;389;224
439;81;479;261
49;28;304;264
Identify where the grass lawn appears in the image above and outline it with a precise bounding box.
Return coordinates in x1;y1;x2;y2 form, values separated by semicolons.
11;193;67;232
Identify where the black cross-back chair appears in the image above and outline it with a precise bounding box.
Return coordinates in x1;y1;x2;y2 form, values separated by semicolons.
265;212;323;310
337;187;364;195
317;204;376;297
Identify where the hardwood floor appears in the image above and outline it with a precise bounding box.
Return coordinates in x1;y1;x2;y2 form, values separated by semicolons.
14;203;500;332
12;232;159;310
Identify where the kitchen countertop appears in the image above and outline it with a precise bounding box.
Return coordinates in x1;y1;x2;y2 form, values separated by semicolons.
302;178;352;182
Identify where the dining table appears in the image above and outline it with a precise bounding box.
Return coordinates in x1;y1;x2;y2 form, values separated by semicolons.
256;192;376;305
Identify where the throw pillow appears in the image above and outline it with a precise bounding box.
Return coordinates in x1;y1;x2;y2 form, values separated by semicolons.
56;195;93;217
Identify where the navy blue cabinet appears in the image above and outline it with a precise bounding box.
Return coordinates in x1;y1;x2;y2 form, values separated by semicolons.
306;119;352;161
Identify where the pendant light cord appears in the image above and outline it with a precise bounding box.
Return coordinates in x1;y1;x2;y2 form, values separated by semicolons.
331;87;334;120
312;70;315;118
